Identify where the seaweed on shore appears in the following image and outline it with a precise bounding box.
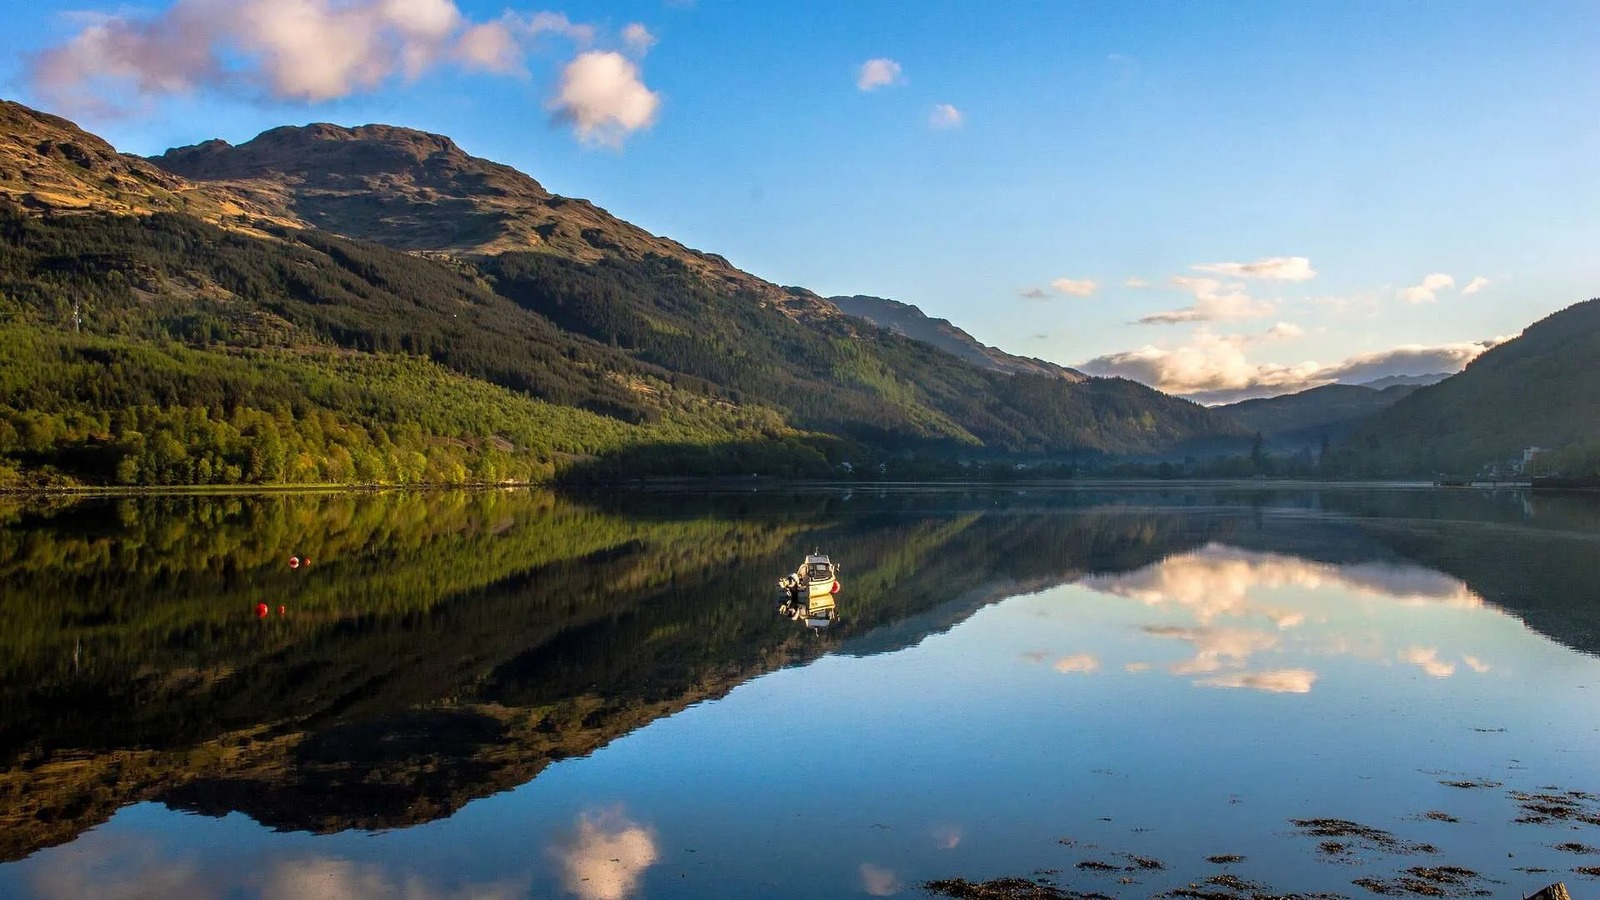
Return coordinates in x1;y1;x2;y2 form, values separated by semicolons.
1351;866;1493;898
1292;819;1436;856
923;875;1113;899
1512;791;1600;826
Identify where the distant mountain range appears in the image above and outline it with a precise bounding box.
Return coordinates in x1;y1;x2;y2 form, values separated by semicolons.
1216;382;1424;450
1356;372;1449;390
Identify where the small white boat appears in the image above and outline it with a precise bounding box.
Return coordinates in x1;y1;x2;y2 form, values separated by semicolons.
777;552;840;626
778;552;839;600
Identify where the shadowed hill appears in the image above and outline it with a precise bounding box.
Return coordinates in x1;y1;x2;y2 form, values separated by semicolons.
1218;382;1421;450
1332;298;1600;476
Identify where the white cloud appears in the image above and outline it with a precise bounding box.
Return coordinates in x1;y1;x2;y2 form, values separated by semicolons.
522;10;596;44
550;50;660;147
1400;273;1455;303
1050;277;1098;298
928;103;963;129
1137;276;1276;325
1125;276;1151;288
1198;669;1318;694
1125;662;1152;673
1400;646;1456;678
1265;322;1305;341
456;17;522;73
1462;655;1491;673
620;22;656;55
860;863;903;896
1053;654;1101;673
552;809;660;900
1078;330;1506;404
856;57;902;91
30;0;603;114
1192;256;1317;282
1462;276;1490;296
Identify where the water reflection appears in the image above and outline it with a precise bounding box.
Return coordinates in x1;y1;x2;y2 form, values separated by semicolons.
858;862;903;896
1077;545;1498;693
2;486;1600;898
551;809;659;900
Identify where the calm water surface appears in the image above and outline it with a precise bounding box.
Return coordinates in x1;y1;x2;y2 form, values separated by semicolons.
2;486;1599;899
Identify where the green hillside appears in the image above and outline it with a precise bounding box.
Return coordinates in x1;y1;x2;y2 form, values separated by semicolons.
1330;297;1600;476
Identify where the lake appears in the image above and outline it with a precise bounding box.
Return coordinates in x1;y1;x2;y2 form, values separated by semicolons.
2;485;1599;899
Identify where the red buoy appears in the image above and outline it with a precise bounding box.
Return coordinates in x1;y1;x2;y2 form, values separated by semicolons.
278;605;286;617
256;603;269;618
288;556;300;569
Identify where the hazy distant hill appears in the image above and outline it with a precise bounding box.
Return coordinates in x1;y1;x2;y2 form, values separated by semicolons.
1218;383;1421;450
1333;298;1600;476
829;294;1086;381
1357;372;1449;390
0;98;1245;486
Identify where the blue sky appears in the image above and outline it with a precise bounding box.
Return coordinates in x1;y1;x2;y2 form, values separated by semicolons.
4;0;1597;401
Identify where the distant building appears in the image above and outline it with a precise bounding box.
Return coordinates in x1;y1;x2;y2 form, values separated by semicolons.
1518;447;1547;474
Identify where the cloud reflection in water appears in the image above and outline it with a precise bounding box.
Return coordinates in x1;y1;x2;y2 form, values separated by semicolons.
1078;545;1491;694
551;807;660;900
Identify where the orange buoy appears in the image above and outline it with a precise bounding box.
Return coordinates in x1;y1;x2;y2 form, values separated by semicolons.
256;603;269;618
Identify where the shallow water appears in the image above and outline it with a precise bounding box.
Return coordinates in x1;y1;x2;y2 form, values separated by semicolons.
2;486;1599;899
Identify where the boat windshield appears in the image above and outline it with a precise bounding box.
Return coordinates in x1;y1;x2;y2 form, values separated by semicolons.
807;563;832;579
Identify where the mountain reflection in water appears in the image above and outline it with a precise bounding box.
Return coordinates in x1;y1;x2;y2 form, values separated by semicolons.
2;486;1599;899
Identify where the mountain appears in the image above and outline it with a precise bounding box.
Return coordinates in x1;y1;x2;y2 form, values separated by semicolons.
148;122;834;320
828;294;1086;380
1357;372;1449;390
1217;382;1421;450
0;99;1246;487
0;100;298;231
1332;298;1600;476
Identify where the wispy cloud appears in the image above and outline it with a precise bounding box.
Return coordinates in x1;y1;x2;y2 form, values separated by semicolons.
620;22;656;56
1050;277;1098;297
928;102;963;129
1192;256;1317;282
1053;654;1101;673
1399;273;1455;303
1400;646;1455;678
1136;276;1276;325
1125;276;1151;288
550;50;660;147
1461;276;1490;296
1198;668;1318;694
856;57;903;91
1019;287;1048;299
